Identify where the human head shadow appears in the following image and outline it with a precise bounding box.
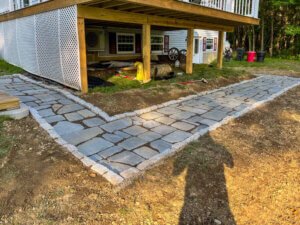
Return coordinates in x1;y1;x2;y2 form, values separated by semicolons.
173;134;236;225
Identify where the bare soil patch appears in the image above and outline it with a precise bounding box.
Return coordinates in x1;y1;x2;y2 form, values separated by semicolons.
0;86;299;225
232;67;300;77
82;75;254;116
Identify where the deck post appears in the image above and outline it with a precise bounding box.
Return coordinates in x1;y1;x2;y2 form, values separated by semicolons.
186;28;194;74
142;23;151;83
217;31;224;69
77;17;88;94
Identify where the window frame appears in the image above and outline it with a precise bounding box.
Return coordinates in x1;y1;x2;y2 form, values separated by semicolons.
205;38;214;52
151;35;164;54
116;33;135;54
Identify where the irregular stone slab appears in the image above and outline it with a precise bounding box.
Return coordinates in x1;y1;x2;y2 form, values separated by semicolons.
177;105;208;115
26;102;39;107
103;161;132;173
65;112;84;122
52;104;62;112
83;118;105;127
103;133;124;143
171;122;195;131
170;111;195;120
77;109;95;118
162;131;192;143
108;151;144;166
199;118;218;126
78;138;114;156
140;111;163;120
38;108;55;117
34;94;60;102
157;107;182;115
61;127;103;146
123;125;147;136
89;154;103;162
58;98;74;105
34;105;51;111
114;131;131;139
134;147;159;159
19;96;37;102
138;131;162;142
150;140;172;153
45;115;65;124
101;118;132;133
201;110;228;121
119;137;147;150
57;104;84;115
151;125;176;135
53;121;84;136
99;146;124;159
143;120;161;129
155;116;176;125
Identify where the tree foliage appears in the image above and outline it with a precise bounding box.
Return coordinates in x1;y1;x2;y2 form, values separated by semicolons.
227;0;300;57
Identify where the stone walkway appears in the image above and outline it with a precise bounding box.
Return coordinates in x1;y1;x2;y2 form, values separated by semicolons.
1;74;300;185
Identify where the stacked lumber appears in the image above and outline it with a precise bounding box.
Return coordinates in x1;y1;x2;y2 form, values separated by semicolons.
0;92;20;111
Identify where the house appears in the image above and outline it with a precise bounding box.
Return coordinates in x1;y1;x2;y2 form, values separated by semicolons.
0;0;260;93
165;29;229;64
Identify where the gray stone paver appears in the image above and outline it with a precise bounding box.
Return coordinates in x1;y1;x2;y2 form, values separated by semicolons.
119;137;147;150
2;74;300;185
54;121;84;136
83;118;105;127
78;138;114;156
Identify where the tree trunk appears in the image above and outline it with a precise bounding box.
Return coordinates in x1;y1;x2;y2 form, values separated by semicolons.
260;18;264;51
270;13;274;57
252;25;256;51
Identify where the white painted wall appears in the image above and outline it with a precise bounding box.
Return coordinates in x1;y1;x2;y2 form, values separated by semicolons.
164;29;226;64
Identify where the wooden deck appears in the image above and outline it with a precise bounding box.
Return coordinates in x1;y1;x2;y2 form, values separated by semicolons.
0;92;20;111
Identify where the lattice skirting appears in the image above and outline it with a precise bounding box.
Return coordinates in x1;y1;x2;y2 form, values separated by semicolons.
0;6;81;90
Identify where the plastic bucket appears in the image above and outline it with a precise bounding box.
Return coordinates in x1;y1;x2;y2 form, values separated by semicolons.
247;51;256;62
256;51;266;62
236;48;245;61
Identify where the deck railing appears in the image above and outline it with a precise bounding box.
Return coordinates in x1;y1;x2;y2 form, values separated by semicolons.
180;0;260;18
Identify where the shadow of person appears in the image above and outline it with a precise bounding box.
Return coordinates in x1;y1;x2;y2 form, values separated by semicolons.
173;135;236;225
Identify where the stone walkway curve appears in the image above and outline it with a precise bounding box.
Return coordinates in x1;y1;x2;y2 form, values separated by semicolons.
1;74;300;185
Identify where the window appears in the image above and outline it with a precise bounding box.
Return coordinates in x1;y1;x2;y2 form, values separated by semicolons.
194;39;199;54
206;38;214;51
117;33;135;54
151;35;164;53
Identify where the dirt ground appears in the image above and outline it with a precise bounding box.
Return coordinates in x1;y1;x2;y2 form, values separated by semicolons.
82;75;254;116
0;83;299;224
231;67;300;78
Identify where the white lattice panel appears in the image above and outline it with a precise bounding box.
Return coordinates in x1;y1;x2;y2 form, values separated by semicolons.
0;6;81;90
36;10;64;84
59;7;81;89
16;16;39;74
0;23;4;59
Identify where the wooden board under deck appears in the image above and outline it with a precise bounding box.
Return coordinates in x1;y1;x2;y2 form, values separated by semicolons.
0;92;20;111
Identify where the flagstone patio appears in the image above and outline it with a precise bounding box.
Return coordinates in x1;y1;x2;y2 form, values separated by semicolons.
1;74;299;185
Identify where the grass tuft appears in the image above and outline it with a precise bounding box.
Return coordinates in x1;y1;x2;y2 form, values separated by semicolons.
0;60;23;76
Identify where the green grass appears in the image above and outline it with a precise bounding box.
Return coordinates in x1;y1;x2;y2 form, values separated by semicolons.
0;60;23;76
90;64;246;94
0;116;13;159
223;57;300;72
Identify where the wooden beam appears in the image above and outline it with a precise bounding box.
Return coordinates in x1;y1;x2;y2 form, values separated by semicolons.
77;6;234;31
186;28;194;74
121;0;260;25
78;17;89;93
142;24;151;83
217;31;224;69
